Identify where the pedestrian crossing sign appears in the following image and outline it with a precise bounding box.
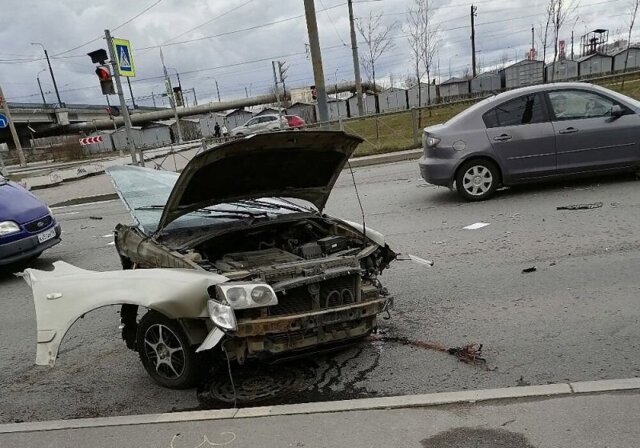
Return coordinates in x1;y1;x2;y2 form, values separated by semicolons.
112;38;135;77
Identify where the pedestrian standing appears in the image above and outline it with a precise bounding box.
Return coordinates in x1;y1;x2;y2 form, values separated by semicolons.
214;122;221;139
221;124;228;141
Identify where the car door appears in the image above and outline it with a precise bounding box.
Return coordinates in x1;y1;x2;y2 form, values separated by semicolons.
262;116;278;132
484;93;557;180
548;89;640;174
243;117;259;133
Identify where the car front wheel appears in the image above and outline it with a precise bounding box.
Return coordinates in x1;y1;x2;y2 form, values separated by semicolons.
136;310;202;389
455;159;499;201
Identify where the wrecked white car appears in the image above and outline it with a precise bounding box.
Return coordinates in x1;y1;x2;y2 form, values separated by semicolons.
23;131;396;389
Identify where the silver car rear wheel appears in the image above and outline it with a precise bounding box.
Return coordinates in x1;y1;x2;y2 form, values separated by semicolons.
455;159;499;201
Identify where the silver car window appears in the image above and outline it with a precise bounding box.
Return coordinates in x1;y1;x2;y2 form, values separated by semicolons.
483;94;546;128
548;90;625;120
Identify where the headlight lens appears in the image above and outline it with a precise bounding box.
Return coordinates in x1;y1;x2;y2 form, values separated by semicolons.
0;221;20;236
207;300;237;330
251;286;275;305
216;283;278;309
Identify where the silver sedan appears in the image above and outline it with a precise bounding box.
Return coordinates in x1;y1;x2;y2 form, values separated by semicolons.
419;82;640;200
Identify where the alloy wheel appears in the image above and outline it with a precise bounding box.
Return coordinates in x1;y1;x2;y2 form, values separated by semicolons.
143;323;185;380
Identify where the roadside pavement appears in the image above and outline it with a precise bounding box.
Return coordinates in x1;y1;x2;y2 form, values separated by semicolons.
38;147;422;207
1;379;639;447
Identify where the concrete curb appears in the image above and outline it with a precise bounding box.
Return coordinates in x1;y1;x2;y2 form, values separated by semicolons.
348;148;422;168
50;193;119;208
1;378;638;434
43;149;423;208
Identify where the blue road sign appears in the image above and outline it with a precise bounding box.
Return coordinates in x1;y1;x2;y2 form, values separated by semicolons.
0;113;8;129
112;38;135;77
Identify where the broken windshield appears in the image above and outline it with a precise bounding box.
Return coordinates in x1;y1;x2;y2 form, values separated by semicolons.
106;165;315;235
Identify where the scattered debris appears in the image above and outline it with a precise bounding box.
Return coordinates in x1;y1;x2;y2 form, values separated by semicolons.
516;376;531;386
368;335;488;368
556;202;603;211
397;254;434;267
521;266;537;273
463;222;490;230
611;202;619;208
550;262;556;266
89;216;103;220
501;419;517;427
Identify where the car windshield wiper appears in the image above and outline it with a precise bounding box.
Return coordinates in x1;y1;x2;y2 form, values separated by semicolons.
237;198;315;214
136;205;268;219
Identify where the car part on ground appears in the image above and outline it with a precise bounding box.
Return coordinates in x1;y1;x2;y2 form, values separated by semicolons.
418;82;640;201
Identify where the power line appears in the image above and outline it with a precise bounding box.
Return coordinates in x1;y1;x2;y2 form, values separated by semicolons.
161;0;256;45
52;0;164;57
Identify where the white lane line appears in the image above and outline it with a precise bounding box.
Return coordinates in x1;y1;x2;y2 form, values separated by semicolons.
463;222;490;230
54;211;80;217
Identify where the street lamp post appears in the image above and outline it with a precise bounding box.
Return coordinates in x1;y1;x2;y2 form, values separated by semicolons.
36;69;47;105
31;43;62;107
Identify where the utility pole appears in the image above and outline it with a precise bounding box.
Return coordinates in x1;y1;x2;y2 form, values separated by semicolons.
126;78;137;109
105;95;123;157
215;80;221;102
304;0;329;128
36;69;47;105
0;81;27;167
32;43;62;107
191;88;198;106
531;26;535;54
272;61;284;129
571;31;574;60
244;87;248;98
470;5;477;78
105;29;140;165
151;91;157;108
347;0;364;116
160;48;183;143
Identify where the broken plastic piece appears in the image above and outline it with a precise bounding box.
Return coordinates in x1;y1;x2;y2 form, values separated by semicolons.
522;266;537;273
556;202;603;210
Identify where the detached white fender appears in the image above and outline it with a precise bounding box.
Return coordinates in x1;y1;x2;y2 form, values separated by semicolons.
21;261;228;367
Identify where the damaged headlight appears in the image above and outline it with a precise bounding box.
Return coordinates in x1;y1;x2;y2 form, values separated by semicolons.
207;300;237;330
215;283;278;309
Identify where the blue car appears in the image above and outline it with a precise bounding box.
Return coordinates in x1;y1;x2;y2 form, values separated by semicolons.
0;174;61;265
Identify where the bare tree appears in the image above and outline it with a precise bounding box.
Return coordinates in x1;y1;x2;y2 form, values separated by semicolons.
420;0;440;108
406;0;426;106
550;0;577;81
537;0;555;65
622;0;640;89
356;11;398;93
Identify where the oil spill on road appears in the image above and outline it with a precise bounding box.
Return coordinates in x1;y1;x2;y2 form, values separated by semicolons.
196;332;491;410
420;427;535;448
197;343;381;409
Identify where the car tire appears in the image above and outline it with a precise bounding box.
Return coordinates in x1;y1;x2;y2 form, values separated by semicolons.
455;159;499;201
136;310;202;389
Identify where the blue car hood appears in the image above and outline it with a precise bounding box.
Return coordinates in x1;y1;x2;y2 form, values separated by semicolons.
0;180;49;224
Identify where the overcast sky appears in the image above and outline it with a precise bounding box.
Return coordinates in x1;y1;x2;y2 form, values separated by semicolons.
0;0;634;108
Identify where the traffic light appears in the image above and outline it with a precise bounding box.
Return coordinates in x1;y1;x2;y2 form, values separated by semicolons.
173;86;183;107
96;65;115;95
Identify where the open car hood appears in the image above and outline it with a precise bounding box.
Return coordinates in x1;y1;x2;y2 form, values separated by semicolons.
155;131;362;231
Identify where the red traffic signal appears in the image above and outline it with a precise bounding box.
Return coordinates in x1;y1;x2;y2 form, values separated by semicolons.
96;66;110;81
95;65;115;95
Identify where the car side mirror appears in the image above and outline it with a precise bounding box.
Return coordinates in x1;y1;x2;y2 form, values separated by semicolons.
611;105;624;118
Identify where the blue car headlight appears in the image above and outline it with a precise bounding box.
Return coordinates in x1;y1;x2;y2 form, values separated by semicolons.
0;221;20;236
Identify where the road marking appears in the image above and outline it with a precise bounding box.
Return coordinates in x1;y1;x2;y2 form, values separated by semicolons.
463;222;490;230
50;199;116;210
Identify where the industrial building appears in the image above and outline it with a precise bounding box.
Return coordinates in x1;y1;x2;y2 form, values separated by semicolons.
501;60;544;89
470;72;501;94
577;52;613;77
545;59;579;81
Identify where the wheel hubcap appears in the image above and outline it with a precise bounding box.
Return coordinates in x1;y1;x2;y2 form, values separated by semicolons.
144;324;185;380
463;165;493;196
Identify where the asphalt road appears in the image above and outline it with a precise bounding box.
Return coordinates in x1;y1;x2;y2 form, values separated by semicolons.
2;160;640;423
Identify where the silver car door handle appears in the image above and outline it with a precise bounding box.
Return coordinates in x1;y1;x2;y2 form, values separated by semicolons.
559;127;578;134
493;134;512;142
